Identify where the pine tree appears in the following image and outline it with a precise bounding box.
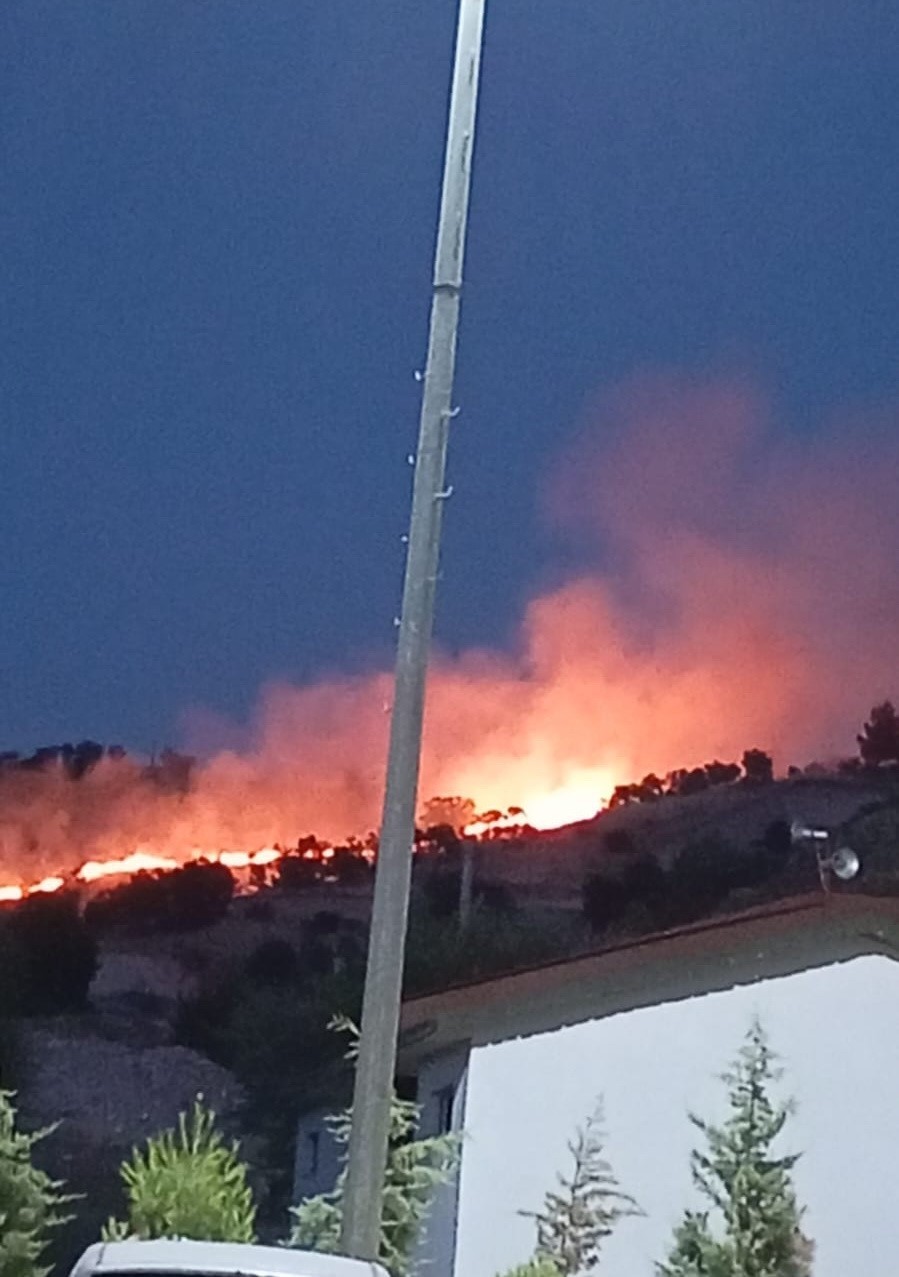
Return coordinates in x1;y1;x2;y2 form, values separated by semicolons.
103;1099;256;1243
288;1018;460;1277
520;1100;642;1276
0;1089;71;1277
495;1259;561;1277
857;700;899;766
658;1019;814;1277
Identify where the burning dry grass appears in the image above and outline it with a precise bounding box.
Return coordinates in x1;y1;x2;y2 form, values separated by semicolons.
1;374;897;898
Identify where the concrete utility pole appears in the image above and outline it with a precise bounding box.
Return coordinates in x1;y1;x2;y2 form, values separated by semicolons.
339;0;487;1260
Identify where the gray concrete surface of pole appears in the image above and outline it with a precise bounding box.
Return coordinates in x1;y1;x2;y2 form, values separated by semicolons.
338;0;488;1261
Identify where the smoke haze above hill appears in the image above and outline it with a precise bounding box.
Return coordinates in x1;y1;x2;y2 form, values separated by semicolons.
2;374;897;883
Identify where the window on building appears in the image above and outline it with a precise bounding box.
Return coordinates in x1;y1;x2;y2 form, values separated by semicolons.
435;1084;455;1134
396;1074;418;1103
303;1130;320;1178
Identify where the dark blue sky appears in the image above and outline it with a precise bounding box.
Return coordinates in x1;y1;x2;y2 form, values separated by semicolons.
2;1;897;752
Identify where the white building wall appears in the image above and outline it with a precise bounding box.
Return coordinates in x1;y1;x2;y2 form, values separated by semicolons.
452;955;899;1277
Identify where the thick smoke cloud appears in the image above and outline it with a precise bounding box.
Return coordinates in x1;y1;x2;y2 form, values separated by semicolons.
2;374;896;885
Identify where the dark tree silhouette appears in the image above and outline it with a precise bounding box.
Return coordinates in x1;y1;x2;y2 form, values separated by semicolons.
857;701;899;767
298;914;347;970
761;819;793;864
609;777;660;807
421;862;463;920
640;774;665;800
151;748;196;793
660;835;736;924
582;856;666;933
19;746;65;771
329;847;372;886
85;872;163;932
418;796;476;834
742;748;774;785
582;873;632;932
10;892;97;1012
66;740;104;780
85;861;235;933
420;823;460;855
675;768;710;797
477;879;516;915
167;860;235;928
704;760;742;788
603;828;637;856
245;938;299;988
276;853;321;893
609;784;638;809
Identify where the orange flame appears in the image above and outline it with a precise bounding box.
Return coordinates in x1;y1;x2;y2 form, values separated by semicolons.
1;377;897;904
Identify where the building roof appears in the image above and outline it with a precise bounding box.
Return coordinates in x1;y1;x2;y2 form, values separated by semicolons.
398;891;899;1064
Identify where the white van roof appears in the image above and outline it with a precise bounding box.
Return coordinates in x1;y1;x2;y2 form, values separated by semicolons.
69;1241;388;1277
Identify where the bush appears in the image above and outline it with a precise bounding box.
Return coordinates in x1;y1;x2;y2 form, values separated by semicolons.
168;861;235;929
275;855;320;893
660;836;738;925
761;819;792;864
103;1100;256;1242
581;874;634;934
420;862;516;923
582;857;666;935
329;848;371;887
602;829;637;856
174;981;239;1066
244;939;298;989
87;862;235;935
477;879;516;915
742;748;774;785
403;908;573;997
421;864;462;921
9;894;97;1014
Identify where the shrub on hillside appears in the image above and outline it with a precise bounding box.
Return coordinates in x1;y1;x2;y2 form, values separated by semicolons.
761;818;792;862
294;912;366;980
582;856;666;935
169;860;235;929
742;748;774;785
602;828;637;856
403;908;573;997
174;980;239;1066
421;862;462;920
86;861;235;934
244;939;299;989
328;848;371;887
477;879;516;915
275;854;320;893
9;893;97;1013
420;860;516;922
581;873;635;934
659;834;743;925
